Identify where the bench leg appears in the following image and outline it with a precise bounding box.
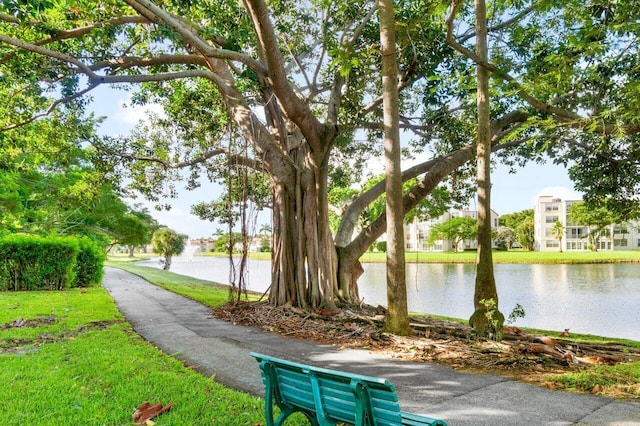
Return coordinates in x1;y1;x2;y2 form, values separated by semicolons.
265;381;319;426
272;406;319;426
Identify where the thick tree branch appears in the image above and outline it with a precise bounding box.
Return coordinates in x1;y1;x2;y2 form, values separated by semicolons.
335;109;530;247
243;0;325;151
0;13;20;24
93;141;263;172
0;68;227;132
91;54;208;72
0;16;149;66
100;69;221;84
123;0;267;76
0;34;101;80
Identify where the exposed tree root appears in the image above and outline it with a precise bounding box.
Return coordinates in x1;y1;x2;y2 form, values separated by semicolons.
211;301;640;399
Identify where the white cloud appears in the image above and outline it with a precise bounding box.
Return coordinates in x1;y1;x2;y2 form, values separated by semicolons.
115;96;165;126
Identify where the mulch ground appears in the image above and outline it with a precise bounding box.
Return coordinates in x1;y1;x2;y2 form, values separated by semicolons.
211;301;640;400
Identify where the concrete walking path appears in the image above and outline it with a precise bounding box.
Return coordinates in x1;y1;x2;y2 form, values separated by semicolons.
103;267;640;425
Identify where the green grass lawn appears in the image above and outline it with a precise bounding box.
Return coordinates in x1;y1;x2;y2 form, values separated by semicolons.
119;248;640;265
0;287;273;425
4;261;636;424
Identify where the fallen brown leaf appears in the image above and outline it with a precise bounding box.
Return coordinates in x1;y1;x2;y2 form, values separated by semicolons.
132;401;173;425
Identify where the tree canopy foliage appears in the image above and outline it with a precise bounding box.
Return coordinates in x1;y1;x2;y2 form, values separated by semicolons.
0;106;160;249
151;227;186;270
1;0;639;310
427;216;477;252
499;209;533;230
568;200;619;251
499;209;534;250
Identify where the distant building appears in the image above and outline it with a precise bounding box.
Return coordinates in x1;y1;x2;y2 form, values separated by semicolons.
404;209;500;252
248;236;266;253
189;239;215;252
534;195;640;251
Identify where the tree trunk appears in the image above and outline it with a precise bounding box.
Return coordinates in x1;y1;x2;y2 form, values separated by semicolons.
268;130;338;311
469;0;504;340
379;0;411;335
241;0;340;312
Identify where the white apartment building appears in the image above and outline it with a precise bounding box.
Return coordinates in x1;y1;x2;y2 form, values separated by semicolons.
405;209;500;252
534;195;640;251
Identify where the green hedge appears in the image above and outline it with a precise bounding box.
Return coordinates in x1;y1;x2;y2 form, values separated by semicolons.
74;237;106;287
0;234;78;291
0;234;106;291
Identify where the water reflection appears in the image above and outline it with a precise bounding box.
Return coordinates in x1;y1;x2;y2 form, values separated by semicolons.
136;256;640;341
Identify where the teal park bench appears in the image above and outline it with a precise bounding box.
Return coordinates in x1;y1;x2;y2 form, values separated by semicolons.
250;352;446;426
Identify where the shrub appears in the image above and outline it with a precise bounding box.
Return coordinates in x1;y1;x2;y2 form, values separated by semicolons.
0;234;78;291
73;237;106;287
376;241;387;252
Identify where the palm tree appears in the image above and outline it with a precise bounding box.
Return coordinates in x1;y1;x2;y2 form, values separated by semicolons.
551;221;565;253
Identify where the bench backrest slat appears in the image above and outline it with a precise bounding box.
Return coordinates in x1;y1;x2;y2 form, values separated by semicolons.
252;352;405;425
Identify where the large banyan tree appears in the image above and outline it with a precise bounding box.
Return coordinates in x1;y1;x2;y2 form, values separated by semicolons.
1;1;640;318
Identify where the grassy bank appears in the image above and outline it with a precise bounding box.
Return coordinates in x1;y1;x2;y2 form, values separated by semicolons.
361;250;640;264
0;287;274;425
115;249;640;265
193;249;640;264
106;260;248;306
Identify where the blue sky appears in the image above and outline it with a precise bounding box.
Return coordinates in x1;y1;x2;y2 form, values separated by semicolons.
90;85;581;238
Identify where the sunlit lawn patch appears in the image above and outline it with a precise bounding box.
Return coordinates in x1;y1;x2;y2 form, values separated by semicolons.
0;287;273;425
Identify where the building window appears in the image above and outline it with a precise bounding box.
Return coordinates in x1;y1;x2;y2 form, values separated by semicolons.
598;241;612;250
545;216;559;223
546;241;559;248
614;239;628;247
568;227;585;238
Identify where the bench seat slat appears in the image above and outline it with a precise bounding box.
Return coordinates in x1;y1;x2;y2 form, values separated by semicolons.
401;410;447;426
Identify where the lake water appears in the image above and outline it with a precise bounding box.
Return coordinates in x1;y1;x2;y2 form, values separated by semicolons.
135;256;640;341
